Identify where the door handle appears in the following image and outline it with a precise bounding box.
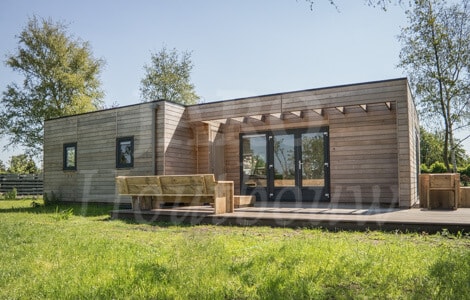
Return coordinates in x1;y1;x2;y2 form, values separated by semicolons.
298;160;303;169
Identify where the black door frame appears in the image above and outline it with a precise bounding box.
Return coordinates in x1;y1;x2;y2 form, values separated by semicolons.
240;127;330;202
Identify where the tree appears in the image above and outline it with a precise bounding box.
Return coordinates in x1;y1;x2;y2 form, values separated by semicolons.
398;0;470;172
420;127;444;167
420;127;469;167
0;16;105;157
302;0;404;11
8;154;39;174
140;47;199;105
0;159;6;173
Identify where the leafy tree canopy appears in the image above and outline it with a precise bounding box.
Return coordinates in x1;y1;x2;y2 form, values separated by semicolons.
0;159;6;174
302;0;404;11
7;154;39;174
420;127;469;168
0;16;105;157
140;47;199;105
398;0;470;172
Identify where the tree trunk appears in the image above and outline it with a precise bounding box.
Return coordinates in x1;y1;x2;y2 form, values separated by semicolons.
427;1;450;172
443;127;451;171
449;123;458;173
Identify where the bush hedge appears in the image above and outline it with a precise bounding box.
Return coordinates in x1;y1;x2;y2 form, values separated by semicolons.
421;162;470;186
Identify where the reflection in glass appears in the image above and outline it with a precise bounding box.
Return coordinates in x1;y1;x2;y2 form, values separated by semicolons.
242;135;267;187
302;133;324;187
119;141;132;165
274;134;295;187
65;146;76;168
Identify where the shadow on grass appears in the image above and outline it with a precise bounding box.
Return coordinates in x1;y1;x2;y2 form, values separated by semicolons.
0;201;115;217
411;249;470;298
0;200;182;225
115;217;194;228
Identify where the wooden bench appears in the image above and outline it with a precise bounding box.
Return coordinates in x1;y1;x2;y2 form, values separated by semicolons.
116;174;234;214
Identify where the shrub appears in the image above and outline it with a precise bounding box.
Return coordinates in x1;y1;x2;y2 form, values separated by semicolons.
43;191;61;206
4;188;17;200
459;165;470;177
459;165;470;186
420;164;431;173
430;161;447;173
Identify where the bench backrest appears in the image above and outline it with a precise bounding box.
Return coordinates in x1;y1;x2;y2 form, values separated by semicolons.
116;174;216;195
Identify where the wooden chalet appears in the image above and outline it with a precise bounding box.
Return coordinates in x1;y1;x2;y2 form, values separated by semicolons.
44;78;420;208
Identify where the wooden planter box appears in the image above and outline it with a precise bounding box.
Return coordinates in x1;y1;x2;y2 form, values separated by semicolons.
461;187;470;208
234;195;255;208
419;174;459;209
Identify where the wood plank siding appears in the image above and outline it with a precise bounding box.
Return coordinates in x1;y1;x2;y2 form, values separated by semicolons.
44;102;157;203
187;78;418;207
156;102;196;175
44;78;419;207
329;105;398;204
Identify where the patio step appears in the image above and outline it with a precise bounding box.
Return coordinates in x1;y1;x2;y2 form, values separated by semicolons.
234;195;255;208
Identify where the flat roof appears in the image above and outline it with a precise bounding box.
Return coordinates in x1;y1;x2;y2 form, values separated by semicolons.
45;77;408;122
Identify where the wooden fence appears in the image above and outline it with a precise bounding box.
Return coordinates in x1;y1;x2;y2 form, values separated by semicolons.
0;174;43;196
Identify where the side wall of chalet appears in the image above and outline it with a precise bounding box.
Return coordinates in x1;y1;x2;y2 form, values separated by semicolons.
44;102;157;203
398;84;420;207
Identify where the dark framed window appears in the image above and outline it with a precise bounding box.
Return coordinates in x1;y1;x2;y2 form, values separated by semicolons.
116;137;134;168
63;143;77;171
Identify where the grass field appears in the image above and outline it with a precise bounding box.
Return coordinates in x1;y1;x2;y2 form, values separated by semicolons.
1;199;469;299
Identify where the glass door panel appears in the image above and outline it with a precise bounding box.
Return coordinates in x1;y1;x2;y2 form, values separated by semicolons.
242;134;267;189
240;128;329;202
273;134;296;187
301;132;325;187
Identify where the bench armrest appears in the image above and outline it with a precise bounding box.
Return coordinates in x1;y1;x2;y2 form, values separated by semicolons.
214;181;234;214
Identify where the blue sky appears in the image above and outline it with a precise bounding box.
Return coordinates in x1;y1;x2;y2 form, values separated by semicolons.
1;0;466;164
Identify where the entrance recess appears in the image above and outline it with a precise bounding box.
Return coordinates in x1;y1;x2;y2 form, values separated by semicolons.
241;128;329;202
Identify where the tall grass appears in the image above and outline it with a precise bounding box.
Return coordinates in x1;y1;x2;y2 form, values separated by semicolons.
0;199;469;299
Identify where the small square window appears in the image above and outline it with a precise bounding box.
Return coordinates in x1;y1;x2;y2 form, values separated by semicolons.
63;143;77;171
116;137;134;168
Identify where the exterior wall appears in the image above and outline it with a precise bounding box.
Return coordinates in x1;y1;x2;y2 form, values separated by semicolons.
329;104;398;205
407;84;420;207
396;82;420;207
188;78;417;207
44;102;157;204
193;122;223;176
212;127;226;180
194;123;211;174
223;124;242;191
157;101;196;175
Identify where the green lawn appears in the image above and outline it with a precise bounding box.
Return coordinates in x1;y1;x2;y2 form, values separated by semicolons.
1;199;469;299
